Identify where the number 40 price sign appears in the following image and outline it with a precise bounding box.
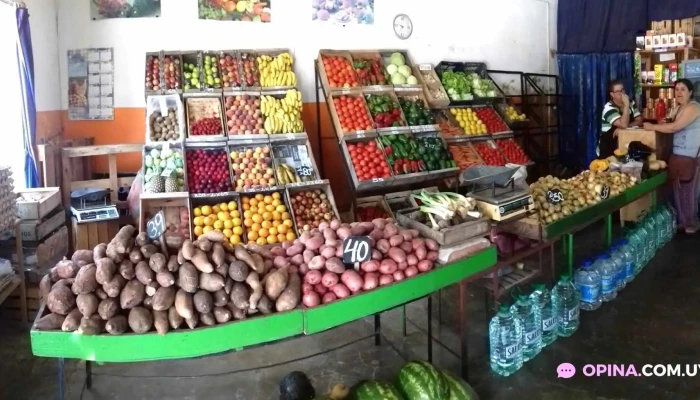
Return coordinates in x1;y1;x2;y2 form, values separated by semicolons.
342;236;372;264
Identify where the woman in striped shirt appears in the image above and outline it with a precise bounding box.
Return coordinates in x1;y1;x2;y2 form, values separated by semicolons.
598;80;643;158
644;79;700;233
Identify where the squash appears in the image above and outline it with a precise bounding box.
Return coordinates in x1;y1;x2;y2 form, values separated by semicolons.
649;161;660;170
648;153;657;162
614;149;627;157
589;159;609;172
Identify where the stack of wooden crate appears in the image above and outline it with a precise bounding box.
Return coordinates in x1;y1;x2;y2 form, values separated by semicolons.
652;16;700;48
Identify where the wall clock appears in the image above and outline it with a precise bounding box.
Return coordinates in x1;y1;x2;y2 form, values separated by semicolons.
393;14;413;40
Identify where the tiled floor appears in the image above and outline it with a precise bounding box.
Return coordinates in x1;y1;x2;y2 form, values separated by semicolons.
1;222;698;399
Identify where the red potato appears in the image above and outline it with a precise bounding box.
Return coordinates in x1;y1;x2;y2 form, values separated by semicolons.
313;282;328;295
290;254;304;266
389;235;404;247
407;254;418;266
350;225;365;237
415;246;427;261
400;241;413;254
405;266;419;277
425;238;439;251
387;248;407;263
340;269;363;292
282;241;292;250
286;244;304;257
362;272;379;291
303;250;315;264
383;224;399;239
360;260;379;272
302;283;314;294
397;261;407;270
322;292;337;304
360;221;375;232
393;270;405;282
369;229;383;242
336;227;351;240
331;283;351;298
376;239;390;254
400;230;413;241
371;249;382;261
411;238;426;250
321;246;336;259
406;229;419;239
305;270;323;285
305;236;324;251
322;271;339;288
379;259;398;275
417;260;433;272
299;264;309;275
308;255;326;270
273;256;289;269
379;274;394;286
330;219;341;230
271;246;286;257
324;257;346;274
299;231;312;244
323;228;337;241
302;292;321;308
335;245;343;258
371;218;386;230
427;251;438;261
319;221;330;231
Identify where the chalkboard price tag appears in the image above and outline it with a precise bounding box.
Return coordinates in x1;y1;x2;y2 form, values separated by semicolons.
342;236;372;264
296;165;314;177
546;189;564;204
146;210;166;240
601;185;610;200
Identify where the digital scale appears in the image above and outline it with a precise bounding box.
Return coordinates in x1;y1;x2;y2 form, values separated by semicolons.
69;188;119;224
470;185;534;222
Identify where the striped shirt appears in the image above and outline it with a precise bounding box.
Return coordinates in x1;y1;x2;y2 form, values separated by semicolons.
601;101;641;132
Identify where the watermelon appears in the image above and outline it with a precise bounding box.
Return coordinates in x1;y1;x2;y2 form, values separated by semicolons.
350;380;405;400
442;371;477;400
396;361;450;400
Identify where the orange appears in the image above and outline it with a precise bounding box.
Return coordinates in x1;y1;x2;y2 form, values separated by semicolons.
213;220;224;230
258;228;269;238
252;214;263;224
266;235;277;245
249;198;258;207
286;232;296;241
268;226;278;236
272;211;281;221
251;223;261;232
272;220;281;227
265;204;275;212
250;206;258;214
242;203;250;211
248;231;259;241
276;205;287;213
261;220;272;229
277;224;288;234
272;199;281;207
283;220;293;228
277;233;286;243
255;193;264;201
264;195;273;204
262;212;272;221
193;226;204;237
243;210;252;219
204;216;216;227
241;197;250;204
282;212;290;220
201;205;212;216
244;218;253;227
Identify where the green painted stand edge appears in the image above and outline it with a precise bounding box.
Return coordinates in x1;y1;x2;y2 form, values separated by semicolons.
303;247;497;334
544;172;667;239
31;309;304;362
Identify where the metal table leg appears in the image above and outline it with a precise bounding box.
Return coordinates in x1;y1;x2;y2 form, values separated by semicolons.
605;214;612;247
459;281;469;380
427;295;433;363
374;314;381;346
57;358;65;400
564;233;574;277
400;305;406;337
86;360;92;389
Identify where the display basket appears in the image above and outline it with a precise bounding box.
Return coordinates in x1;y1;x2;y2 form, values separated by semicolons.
161;52;184;94
145;94;186;144
435;61;502;106
395;207;489;246
257;49;296;91
460;165;518;187
144;51;163;96
185;95;227;142
348;50;393;92
218;50;244;92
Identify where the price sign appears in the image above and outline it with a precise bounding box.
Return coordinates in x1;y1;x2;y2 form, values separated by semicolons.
371;178;384;183
146;211;166;240
419;64;432;71
160;167;175;177
296;165;314;177
601;185;610;200
546;189;564;204
341;89;352;95
342;236;372;264
355;130;366;138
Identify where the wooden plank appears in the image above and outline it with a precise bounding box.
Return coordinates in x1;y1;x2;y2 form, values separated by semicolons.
108;154;118;197
63;144;143;158
87;223;99;249
0;308;38;321
69;177;135;191
61;149;73;209
74;218;89;250
4;297;40;309
97;221;109;245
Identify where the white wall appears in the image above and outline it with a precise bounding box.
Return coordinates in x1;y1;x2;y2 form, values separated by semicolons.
53;0;556;109
26;0;61;111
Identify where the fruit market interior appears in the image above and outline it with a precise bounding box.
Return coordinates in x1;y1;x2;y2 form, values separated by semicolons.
1;0;700;399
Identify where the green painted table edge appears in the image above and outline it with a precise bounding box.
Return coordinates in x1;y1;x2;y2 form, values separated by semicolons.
543;172;667;239
31;309;304;362
303;247;497;334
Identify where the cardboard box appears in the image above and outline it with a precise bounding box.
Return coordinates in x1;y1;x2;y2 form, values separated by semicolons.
645;36;653;50
661;34;670;48
636;36;645;50
651;20;673;34
677;32;687;47
652;35;662;49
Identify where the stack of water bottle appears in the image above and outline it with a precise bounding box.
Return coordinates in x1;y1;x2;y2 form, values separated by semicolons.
489;205;675;377
489;279;579;376
575;205;674;310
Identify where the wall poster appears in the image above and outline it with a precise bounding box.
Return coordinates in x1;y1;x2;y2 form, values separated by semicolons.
198;0;272;22
67;48;115;121
91;0;161;20
312;0;374;25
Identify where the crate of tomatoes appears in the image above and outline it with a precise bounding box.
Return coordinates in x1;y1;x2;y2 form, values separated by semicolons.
472;140;507;166
341;138;394;191
494;138;532;165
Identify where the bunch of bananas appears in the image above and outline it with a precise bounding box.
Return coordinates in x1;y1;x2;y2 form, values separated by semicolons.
258;53;297;87
261;90;304;134
276;163;314;184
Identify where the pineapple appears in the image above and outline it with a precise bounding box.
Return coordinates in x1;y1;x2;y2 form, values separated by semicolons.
151;176;165;193
165;174;179;192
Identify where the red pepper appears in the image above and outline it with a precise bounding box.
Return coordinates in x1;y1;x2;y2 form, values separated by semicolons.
403;160;411;174
410;160;418;173
393;159;402;175
384;145;393;156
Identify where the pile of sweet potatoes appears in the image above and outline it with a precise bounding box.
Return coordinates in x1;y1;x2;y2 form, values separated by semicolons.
269;218;439;308
34;225;300;335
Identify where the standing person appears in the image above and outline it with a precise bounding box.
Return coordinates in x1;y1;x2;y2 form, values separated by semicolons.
599;80;643;158
644;79;700;234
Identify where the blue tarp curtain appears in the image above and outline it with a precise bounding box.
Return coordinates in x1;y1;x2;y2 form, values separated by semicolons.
16;7;39;188
648;0;700;21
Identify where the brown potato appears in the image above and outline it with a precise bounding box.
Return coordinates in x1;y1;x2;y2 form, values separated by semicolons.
47;285;75;315
230;282;250;310
228;261;249;282
62;308;82;332
145;281;160;297
194;290;213;314
152;286;176;311
200;312;216;326
175;289;195;320
120;280;145;309
135;261;154;285
103;274;126;298
95;258;116;285
105;315;128;335
200;272;225;292
177;262;198;293
72;264;98;295
34;313;66;330
128;307;153;334
153;309;169;336
76;293;99;317
93;243;107;262
212;289;228;307
213;306;231;323
149;253;167;273
78;315;102;335
97;298;119;320
167;255;179;272
71;250;93;266
168;306;183;329
156;270;175;287
119;260;135;280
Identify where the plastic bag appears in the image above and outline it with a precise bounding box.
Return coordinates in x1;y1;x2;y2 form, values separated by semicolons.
127;170;143;225
506;163;528;189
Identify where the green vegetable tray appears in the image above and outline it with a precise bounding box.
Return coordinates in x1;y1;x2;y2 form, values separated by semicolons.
435;61;503;106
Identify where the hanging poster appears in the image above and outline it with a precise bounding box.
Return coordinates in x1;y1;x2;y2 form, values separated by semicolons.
198;0;272;22
67;48;115;121
90;0;161;20
312;0;374;25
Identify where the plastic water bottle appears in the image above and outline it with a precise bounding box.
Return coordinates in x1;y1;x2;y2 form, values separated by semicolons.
489;304;523;376
653;208;666;247
669;205;678;236
626;228;644;276
575;260;601;311
609;243;626;291
529;284;557;347
663;206;674;243
552;274;580;337
510;294;541;361
594;255;617;301
619;239;635;284
636;223;649;266
644;215;657;260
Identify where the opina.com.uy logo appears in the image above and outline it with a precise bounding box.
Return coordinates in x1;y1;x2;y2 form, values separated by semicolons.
557;363;700;378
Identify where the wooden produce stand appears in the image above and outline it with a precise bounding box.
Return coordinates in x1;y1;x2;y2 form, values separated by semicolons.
617;128;672;223
0;221;27;326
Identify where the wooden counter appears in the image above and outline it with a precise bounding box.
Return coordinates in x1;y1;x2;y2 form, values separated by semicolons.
617;128;670;223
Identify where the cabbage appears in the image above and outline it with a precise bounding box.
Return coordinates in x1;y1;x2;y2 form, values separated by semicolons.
150;149;161;158
487;90;496;97
464;94;474;100
391;73;407;85
398;65;412;78
407;75;418;85
389;52;406;66
386;64;398;75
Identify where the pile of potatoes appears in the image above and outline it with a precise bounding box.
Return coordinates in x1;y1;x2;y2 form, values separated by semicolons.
268;218;440;308
530;171;638;225
34;225;299;335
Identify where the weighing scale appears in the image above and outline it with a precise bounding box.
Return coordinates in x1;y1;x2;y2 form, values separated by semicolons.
470;184;534;222
69;188;119;224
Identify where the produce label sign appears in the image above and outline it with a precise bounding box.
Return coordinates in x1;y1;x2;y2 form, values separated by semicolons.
91;0;161;20
199;0;272;22
312;0;375;25
67;48;114;121
342;236;372;264
146;211;166;240
601;185;610;200
546;189;564;204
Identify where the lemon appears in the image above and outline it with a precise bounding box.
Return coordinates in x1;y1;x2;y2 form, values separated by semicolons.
265;204;275;213
272;192;280;200
217;211;229;221
450;108;457;115
262;211;272;221
193;216;204;227
230;210;241;218
204;216;215;227
223;228;233;238
268;226;278;236
255;193;264;201
272;199;281;207
193;226;204;237
244;218;253;227
272;211;281;221
228;201;237;211
212;205;221;214
219;203;228;212
276;205;286;213
193;207;202;217
251;222;261;232
233;226;243;235
256;237;267;246
283;219;293;228
261;220;272;229
248;231;259;241
230;235;241;245
252;214;263;224
223;220;233;229
203;226;213;234
278;224;288;234
272;220;281;227
266;235;277;245
282;212;291;220
201;205;212;216
214;220;224;230
232;217;242;227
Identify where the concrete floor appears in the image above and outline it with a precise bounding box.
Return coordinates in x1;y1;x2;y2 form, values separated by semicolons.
1;221;699;399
